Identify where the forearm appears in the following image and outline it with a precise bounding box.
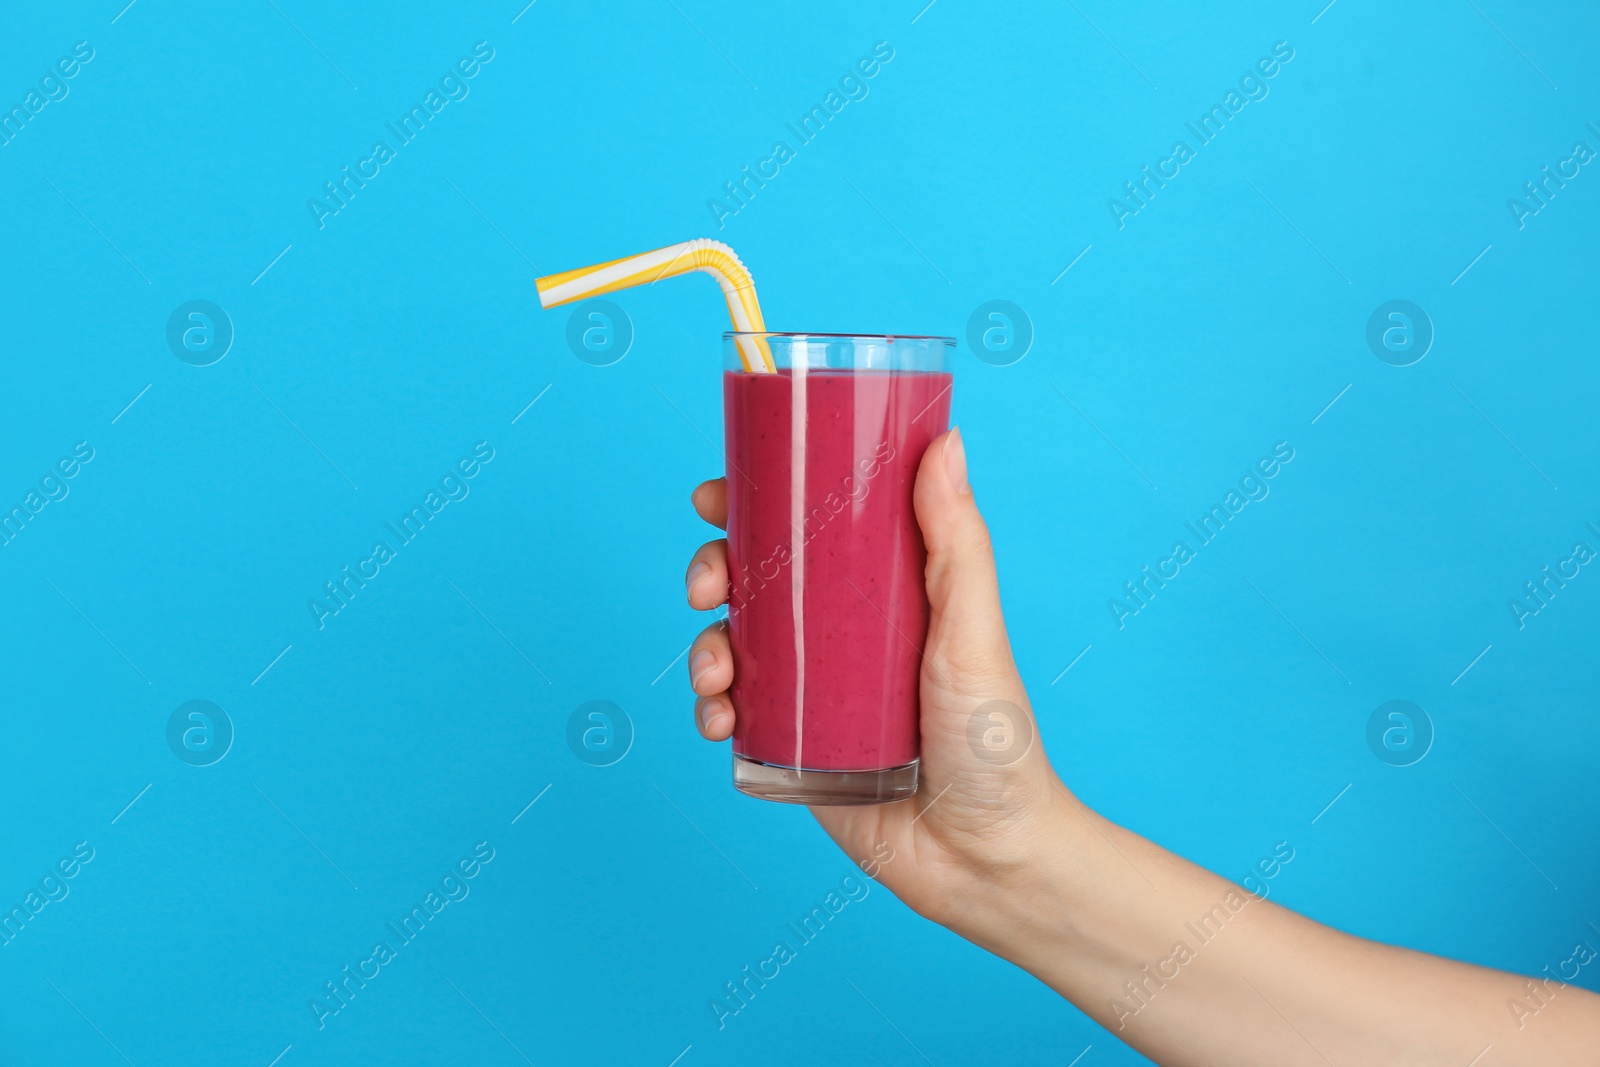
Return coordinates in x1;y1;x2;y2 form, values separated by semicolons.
950;787;1600;1066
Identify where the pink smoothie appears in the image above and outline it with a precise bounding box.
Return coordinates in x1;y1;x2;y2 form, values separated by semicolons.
724;368;952;772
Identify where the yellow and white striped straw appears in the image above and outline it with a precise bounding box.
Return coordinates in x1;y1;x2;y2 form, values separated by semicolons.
536;239;776;372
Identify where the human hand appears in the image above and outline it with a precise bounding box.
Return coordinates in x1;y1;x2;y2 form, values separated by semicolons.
684;428;1600;1067
683;428;1069;924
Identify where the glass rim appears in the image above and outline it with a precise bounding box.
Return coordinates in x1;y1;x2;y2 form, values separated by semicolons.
723;331;955;345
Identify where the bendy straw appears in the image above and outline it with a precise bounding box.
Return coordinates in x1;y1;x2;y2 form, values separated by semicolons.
535;239;775;372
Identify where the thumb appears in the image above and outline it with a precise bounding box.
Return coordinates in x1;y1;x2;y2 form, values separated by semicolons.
913;427;1021;694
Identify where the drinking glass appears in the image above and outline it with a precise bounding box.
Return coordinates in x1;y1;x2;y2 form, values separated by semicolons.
721;333;954;804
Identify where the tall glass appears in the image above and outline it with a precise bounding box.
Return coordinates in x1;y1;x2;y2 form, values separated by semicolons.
722;333;954;804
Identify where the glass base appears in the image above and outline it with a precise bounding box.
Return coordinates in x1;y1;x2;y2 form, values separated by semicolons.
733;754;918;806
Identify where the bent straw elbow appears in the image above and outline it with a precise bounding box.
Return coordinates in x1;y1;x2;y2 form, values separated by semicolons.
534;239;775;371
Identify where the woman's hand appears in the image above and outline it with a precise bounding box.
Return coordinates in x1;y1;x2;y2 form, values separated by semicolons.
681;426;1600;1066
682;427;1068;924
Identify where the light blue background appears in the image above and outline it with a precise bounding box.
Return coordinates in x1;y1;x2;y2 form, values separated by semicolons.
2;1;1597;1064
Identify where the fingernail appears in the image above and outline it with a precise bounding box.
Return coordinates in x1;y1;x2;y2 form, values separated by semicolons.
686;561;711;600
698;698;726;733
689;649;715;687
945;427;969;496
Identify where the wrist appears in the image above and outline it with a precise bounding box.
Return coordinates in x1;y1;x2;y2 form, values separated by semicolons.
934;779;1167;1017
933;777;1099;949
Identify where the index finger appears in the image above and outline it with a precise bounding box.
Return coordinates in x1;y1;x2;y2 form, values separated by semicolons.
691;477;727;529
